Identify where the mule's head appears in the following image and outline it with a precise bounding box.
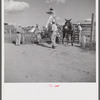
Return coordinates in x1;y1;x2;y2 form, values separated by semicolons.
64;18;72;30
65;18;72;26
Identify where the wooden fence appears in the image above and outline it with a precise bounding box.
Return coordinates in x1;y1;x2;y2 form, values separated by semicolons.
73;13;96;48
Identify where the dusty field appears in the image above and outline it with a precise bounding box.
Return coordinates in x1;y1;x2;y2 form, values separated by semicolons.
4;43;96;82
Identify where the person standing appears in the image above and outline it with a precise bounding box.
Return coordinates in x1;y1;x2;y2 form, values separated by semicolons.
16;25;22;46
77;23;82;46
34;24;41;44
51;21;58;49
21;27;25;44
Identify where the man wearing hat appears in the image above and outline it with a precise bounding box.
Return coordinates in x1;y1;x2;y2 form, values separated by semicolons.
16;25;22;46
46;7;56;28
34;24;42;44
51;20;58;49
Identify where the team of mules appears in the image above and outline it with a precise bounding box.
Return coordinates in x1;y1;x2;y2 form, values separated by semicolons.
28;18;75;46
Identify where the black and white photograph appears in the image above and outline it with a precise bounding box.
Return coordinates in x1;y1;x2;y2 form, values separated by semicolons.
4;0;96;82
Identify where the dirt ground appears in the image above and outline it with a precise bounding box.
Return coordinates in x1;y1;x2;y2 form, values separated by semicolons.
4;43;96;82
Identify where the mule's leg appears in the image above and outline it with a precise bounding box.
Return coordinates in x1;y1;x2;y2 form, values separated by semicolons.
62;32;65;44
66;33;69;44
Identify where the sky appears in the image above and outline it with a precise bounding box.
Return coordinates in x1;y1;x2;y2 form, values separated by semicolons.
4;0;95;27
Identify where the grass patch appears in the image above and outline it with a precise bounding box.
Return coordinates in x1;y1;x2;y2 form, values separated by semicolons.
81;41;96;51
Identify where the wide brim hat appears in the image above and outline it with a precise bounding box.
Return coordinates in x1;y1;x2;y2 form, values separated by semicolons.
46;11;54;14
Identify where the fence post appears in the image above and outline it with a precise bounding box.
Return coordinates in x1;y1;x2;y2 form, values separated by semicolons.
90;13;94;43
93;22;96;42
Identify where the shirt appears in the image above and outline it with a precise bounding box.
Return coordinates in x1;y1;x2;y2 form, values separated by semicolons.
78;25;82;31
46;15;56;28
52;24;58;32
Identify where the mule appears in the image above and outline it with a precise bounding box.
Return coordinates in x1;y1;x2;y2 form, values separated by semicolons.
62;19;74;46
